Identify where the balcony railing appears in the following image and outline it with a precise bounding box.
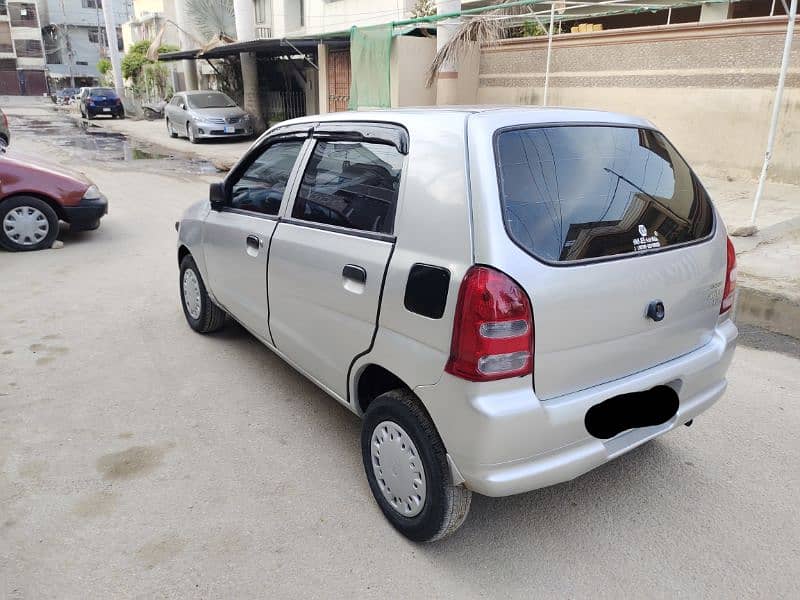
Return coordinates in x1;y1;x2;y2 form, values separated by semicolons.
255;26;271;39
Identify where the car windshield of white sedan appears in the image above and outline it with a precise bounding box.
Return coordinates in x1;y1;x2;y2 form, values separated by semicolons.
187;93;237;109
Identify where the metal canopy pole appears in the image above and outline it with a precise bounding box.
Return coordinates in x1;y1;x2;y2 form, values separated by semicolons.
750;0;797;228
543;2;556;106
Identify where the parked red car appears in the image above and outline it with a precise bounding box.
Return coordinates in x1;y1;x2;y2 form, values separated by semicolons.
0;149;108;251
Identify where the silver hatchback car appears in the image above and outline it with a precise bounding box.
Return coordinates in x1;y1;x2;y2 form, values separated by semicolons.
176;107;737;541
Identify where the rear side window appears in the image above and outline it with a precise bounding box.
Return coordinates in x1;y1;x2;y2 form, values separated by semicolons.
292;140;403;234
495;126;714;263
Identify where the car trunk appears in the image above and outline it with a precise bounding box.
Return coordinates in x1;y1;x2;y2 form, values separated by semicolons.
492;124;725;400
89;92;117;109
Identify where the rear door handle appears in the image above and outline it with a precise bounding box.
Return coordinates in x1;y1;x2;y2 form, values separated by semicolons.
342;264;367;284
246;234;261;249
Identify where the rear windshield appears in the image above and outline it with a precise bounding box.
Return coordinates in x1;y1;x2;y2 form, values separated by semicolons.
187;92;236;109
90;88;115;95
495;126;714;263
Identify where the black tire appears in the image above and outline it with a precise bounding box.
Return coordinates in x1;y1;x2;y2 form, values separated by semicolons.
179;254;226;333
0;196;59;252
167;119;177;138
361;389;472;542
118;111;125;120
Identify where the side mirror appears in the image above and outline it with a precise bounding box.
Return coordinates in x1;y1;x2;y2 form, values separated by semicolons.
209;182;227;210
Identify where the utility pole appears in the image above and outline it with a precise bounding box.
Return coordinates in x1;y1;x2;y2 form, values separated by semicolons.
233;0;266;131
101;0;124;96
173;0;198;90
435;0;461;105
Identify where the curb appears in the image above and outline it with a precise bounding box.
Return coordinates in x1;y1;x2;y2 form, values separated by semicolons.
736;285;800;340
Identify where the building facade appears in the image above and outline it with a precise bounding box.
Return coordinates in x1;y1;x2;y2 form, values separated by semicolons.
0;0;48;95
38;0;131;88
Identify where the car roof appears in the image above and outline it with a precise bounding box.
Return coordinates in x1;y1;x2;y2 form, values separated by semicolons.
183;90;229;96
279;106;654;131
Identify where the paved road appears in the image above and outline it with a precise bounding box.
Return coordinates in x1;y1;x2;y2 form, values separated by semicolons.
1;105;799;599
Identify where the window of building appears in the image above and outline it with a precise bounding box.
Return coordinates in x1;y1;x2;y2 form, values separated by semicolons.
82;0;102;8
0;22;12;53
292;140;404;234
8;3;38;27
14;38;42;58
0;0;7;16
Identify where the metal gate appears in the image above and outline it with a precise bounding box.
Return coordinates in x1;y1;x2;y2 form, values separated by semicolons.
0;69;20;95
327;49;350;113
264;90;306;124
19;70;47;96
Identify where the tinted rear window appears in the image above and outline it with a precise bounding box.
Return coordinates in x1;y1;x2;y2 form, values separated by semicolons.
90;88;115;96
495;126;714;263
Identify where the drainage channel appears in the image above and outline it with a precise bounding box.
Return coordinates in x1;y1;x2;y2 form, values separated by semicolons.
8;112;219;176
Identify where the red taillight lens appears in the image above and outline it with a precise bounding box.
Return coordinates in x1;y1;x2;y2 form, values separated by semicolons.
115;98;121;105
720;236;737;314
2;112;7;128
445;266;534;382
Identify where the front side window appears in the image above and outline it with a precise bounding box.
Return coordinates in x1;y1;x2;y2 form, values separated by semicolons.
230;141;304;216
291;140;403;234
496;126;714;263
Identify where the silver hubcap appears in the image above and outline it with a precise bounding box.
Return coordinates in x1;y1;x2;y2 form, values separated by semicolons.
371;421;427;517
182;268;202;320
3;206;49;246
188;126;194;141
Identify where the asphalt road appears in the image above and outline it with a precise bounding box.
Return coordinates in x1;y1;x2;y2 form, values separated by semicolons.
1;105;799;599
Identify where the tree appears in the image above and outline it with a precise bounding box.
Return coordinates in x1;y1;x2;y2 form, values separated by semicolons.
121;40;178;81
97;58;111;75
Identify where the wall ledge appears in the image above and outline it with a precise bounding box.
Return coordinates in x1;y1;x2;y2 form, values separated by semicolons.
484;15;800;52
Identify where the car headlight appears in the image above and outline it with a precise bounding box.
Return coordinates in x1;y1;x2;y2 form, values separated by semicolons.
83;184;102;200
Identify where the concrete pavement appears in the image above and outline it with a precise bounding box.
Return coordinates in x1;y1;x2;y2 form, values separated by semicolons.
1;103;799;598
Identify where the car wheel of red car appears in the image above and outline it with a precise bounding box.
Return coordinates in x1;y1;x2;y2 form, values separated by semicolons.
0;196;59;252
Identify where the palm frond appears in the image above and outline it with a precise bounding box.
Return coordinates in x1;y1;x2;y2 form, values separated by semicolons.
426;15;505;88
185;0;236;41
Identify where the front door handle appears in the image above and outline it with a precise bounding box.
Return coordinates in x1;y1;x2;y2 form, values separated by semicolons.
246;234;261;250
342;264;367;284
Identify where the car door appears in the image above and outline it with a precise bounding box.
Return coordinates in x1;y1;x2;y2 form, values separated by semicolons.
202;136;308;341
165;95;181;125
268;123;407;401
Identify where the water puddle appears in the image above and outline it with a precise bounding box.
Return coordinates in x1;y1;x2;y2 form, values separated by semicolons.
8;112;218;175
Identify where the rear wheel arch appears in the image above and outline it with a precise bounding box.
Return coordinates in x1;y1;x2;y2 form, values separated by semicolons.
355;363;415;415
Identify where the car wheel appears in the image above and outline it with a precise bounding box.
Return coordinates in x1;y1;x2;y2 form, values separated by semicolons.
187;123;198;144
179;254;226;333
86;111;93;121
118;111;125;120
0;136;8;149
167;119;177;138
361;389;472;542
0;196;59;252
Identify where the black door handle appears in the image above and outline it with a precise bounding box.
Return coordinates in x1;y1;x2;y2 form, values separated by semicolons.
342;264;367;284
246;234;260;249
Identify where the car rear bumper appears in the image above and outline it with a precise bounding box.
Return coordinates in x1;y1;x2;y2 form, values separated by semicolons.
415;318;738;497
63;195;108;231
87;106;123;116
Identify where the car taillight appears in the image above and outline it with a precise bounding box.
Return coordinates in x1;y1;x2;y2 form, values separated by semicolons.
2;112;7;128
445;266;533;382
720;236;737;314
115;98;121;105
